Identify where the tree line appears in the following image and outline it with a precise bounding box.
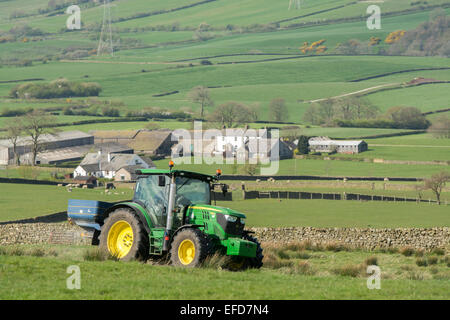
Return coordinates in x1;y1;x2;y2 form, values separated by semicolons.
303;96;430;130
187;86;290;128
10;79;102;99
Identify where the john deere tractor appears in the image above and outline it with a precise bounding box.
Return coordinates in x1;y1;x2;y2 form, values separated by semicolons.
67;165;263;268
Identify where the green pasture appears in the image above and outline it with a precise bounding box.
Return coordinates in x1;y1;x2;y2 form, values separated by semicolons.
330;145;450;162
0;183;133;222
154;157;449;178
0;248;448;299
217;199;450;228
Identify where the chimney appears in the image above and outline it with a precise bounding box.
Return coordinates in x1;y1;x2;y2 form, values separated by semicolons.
108;153;111;163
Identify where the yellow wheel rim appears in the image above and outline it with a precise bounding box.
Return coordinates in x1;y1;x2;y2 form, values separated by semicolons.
107;220;134;259
178;239;196;265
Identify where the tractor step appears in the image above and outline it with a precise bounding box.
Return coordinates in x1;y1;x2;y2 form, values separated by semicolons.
149;228;165;255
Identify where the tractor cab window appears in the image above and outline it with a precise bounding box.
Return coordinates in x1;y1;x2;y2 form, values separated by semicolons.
175;177;210;207
134;175;169;227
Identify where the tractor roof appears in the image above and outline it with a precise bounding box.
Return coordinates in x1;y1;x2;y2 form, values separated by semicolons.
135;168;216;182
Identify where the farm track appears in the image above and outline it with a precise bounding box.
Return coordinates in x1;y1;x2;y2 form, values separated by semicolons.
305;83;399;103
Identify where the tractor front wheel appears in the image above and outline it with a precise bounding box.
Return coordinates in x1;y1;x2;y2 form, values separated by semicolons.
228;233;264;271
170;228;210;267
99;208;149;261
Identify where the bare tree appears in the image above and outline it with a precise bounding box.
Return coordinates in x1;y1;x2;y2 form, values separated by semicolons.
424;171;450;205
4;117;24;166
269;98;289;122
187;86;214;120
428;115;450;138
209;102;252;128
22;111;57;166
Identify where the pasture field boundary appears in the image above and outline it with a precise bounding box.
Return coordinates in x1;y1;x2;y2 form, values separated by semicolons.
222;175;421;181
285;3;450;30
242;190;446;205
350;67;450;82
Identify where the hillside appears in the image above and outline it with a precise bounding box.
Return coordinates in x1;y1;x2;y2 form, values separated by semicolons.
0;0;449;123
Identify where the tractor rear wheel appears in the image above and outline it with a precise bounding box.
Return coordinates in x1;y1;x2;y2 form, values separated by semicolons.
170;228;210;267
99;208;149;261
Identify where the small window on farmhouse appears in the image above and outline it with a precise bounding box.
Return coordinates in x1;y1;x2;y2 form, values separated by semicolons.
121;175;125;181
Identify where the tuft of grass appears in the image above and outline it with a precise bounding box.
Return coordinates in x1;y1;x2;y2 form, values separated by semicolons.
416;257;428;267
201;253;231;270
276;250;290;260
400;265;413;271
325;242;350;252
431;248;445;256
414;249;425;257
83;248;109;261
8;246;24;256
443;255;450;267
29;248;45;257
292;261;316;275
399;247;415;257
427;256;438;265
262;252;293;269
407;271;425;281
364;256;378;266
333;264;364;278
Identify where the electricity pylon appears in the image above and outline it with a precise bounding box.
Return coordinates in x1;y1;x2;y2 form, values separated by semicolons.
288;0;301;10
97;0;114;56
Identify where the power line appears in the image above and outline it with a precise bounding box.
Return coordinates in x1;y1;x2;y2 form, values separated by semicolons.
288;0;301;10
97;0;114;56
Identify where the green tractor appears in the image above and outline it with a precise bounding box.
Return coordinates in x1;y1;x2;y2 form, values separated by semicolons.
68;165;263;268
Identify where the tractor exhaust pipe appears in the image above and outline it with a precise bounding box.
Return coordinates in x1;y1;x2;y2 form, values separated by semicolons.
163;167;176;251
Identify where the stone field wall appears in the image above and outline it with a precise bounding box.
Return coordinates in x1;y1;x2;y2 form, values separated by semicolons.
0;222;448;250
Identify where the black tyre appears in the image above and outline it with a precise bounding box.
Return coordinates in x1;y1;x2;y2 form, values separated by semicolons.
99;208;149;261
170;228;210;267
228;233;264;271
242;233;264;269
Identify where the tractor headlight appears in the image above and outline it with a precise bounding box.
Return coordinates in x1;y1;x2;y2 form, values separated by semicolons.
224;215;237;223
240;218;246;224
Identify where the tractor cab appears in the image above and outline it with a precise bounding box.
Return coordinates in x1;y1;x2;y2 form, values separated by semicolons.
133;168;215;229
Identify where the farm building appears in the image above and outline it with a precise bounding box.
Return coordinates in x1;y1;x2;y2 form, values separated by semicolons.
92;129;175;157
308;137;368;154
171;128;291;161
114;165;145;182
0;130;94;165
72;175;98;188
74;152;155;179
33;142;133;165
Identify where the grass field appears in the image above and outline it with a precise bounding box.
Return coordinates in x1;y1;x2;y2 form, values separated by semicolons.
0;183;133;222
0;243;448;300
1;182;448;228
0;1;449;124
153;157;449;178
217;199;450;228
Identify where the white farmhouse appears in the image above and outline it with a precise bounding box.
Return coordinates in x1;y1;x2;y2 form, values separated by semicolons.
74;152;154;179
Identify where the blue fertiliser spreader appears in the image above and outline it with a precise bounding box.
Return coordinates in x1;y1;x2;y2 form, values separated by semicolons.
67;199;113;231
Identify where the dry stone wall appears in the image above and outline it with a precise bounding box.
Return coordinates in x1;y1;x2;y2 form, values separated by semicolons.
0;222;448;250
249;227;450;250
0;223;91;246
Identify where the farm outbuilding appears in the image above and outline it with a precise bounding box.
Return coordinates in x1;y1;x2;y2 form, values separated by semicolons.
74;152;155;179
0;131;94;165
92;129;175;157
308;137;368;154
